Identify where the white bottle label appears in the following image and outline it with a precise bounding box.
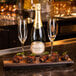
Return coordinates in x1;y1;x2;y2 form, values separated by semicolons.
31;41;45;55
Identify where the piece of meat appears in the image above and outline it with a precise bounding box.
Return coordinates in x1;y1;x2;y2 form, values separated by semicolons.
26;56;36;63
13;55;23;63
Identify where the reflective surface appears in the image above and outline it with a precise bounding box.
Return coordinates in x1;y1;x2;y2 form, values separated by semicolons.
3;40;76;76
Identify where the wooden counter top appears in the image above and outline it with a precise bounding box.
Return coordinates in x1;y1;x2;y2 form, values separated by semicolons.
46;38;76;47
0;38;76;56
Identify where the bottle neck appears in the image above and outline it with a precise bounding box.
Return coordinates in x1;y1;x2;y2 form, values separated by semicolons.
34;9;42;29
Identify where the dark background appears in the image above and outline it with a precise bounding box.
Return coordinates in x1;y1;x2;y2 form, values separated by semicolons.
0;18;76;49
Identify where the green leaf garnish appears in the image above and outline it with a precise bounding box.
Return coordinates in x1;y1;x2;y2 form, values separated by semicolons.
53;51;58;54
21;52;24;55
16;52;24;56
30;53;36;56
62;51;68;55
43;51;49;55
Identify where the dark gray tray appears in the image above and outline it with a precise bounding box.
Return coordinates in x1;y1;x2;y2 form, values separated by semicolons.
4;61;74;68
0;46;74;68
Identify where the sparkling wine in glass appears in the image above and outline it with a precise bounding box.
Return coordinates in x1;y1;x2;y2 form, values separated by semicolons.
48;18;56;55
18;17;27;57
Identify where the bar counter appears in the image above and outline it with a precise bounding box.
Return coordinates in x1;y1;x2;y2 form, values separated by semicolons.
0;38;76;76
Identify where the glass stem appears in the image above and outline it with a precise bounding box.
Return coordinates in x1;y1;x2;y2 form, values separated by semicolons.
51;41;53;54
21;43;25;56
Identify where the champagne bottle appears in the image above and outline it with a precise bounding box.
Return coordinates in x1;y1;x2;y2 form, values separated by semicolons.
31;3;46;55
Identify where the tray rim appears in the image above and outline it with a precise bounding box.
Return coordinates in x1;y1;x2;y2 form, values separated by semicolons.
3;61;74;67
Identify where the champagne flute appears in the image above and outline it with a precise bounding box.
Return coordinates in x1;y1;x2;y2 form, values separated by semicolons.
48;18;56;55
18;17;27;57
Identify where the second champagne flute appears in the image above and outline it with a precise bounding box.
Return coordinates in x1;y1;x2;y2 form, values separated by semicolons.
48;18;56;55
18;17;27;57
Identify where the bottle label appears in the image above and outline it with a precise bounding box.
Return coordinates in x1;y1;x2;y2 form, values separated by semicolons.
31;41;45;55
